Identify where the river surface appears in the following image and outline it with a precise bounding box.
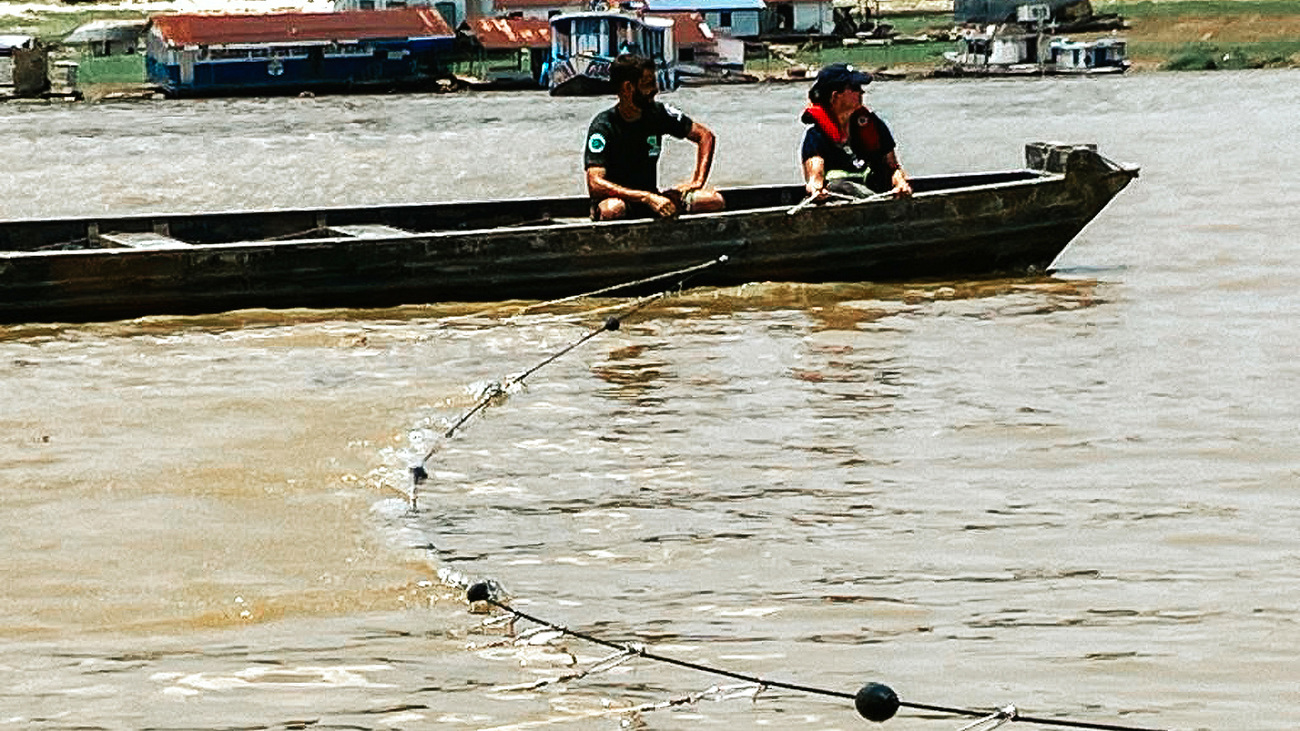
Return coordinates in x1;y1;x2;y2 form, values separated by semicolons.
1;70;1297;731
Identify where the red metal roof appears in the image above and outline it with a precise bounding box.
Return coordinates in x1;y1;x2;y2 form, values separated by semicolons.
148;8;454;47
464;17;551;49
654;12;715;47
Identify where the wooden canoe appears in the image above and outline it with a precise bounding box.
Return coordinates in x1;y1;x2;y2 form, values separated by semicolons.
0;142;1137;324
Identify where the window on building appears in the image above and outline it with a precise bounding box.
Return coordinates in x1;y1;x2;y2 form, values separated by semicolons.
718;11;732;27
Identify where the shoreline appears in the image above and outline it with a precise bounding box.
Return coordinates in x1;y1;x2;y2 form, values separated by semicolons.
2;0;1297;103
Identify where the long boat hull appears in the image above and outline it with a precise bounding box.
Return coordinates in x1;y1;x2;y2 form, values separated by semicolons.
0;143;1137;324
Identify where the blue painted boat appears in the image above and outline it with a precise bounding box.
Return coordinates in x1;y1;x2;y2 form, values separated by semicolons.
144;8;456;98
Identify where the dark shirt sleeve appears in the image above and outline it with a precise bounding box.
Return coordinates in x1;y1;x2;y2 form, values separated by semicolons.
800;126;827;162
583;113;611;169
655;102;694;139
873;115;897;156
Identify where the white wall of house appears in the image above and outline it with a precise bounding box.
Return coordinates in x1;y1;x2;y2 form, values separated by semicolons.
792;2;832;34
988;36;1025;64
701;9;759;37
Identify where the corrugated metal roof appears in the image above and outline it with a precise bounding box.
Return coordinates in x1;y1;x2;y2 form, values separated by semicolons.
641;0;765;11
64;20;147;45
654;12;714;46
148;8;454;48
464;17;551;49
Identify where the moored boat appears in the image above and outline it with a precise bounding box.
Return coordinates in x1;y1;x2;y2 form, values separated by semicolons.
0;143;1137;324
935;19;1130;78
546;11;677;96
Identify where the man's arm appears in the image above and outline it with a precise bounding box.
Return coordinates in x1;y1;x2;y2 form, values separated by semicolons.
803;155;828;199
677;121;716;193
882;151;912;197
586;166;676;217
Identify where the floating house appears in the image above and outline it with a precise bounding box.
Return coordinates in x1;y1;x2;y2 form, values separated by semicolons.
457;16;551;87
546;10;676;95
639;0;764;38
1049;36;1128;72
762;0;836;36
63;20;147;57
145;8;456;97
942;25;1048;71
937;26;1129;76
655;11;748;83
1;35;47;96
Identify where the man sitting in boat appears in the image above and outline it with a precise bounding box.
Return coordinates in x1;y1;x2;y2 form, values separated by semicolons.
584;54;726;220
801;63;912;201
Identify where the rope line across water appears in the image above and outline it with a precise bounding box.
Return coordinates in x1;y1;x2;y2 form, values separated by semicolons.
429;253;738;328
410;250;1170;731
407;252;734;506
462;584;1171;731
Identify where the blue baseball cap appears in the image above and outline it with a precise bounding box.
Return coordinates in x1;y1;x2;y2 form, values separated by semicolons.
812;62;873;93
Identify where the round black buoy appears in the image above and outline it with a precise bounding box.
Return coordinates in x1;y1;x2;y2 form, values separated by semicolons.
466;582;492;604
604;316;621;331
855;682;899;723
410;465;429;484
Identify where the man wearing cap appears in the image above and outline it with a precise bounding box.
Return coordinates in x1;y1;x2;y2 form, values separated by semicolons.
584;54;725;220
800;63;912;201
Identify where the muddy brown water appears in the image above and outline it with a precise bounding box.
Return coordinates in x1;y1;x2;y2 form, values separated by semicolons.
1;70;1297;730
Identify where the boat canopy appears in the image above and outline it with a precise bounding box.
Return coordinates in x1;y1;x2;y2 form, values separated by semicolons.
549;12;674;66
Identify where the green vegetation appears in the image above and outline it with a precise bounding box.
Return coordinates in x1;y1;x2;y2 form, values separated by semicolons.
872;12;952;36
1097;0;1300;20
1151;40;1300;69
0;8;147;44
72;52;146;84
802;41;951;68
748;40;950;76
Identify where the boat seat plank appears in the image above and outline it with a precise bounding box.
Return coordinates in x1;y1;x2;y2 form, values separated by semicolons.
327;224;414;239
96;232;193;249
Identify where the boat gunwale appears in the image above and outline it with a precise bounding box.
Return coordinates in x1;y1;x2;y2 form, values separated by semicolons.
0;168;1079;258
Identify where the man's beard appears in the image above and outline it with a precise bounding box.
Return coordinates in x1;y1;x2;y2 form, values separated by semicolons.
632;90;655;112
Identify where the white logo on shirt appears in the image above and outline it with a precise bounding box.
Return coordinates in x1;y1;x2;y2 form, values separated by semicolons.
588;133;606;153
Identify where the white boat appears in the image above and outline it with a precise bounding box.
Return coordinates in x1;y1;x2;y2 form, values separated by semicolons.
1049;36;1130;74
546;10;677;96
936;26;1130;77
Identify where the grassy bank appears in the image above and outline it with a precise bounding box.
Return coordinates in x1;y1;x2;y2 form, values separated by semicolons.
0;7;148;42
1101;0;1300;68
749;0;1300;74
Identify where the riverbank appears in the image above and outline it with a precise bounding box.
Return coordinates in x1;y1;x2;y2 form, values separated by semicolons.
3;0;1298;101
752;0;1300;78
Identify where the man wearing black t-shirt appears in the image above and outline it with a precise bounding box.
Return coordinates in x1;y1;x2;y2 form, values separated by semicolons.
584;55;725;220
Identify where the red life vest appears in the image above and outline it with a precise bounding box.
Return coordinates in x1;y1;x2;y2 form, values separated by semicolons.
802;104;886;156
